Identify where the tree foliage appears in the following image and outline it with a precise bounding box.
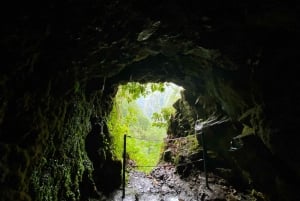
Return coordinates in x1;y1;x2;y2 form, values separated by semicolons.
107;82;182;173
118;82;165;102
152;107;175;128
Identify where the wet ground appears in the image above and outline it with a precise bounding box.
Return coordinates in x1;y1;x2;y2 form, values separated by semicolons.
105;163;258;201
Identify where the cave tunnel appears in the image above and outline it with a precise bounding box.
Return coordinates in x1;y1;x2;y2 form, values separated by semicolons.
0;0;299;201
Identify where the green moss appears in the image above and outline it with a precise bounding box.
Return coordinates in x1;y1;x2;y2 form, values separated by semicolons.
187;135;200;154
30;92;95;201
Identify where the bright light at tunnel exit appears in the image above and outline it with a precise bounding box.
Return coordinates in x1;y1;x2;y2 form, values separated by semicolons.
107;82;184;173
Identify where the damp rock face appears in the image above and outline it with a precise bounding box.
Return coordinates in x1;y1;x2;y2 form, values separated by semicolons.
0;0;299;201
108;166;261;201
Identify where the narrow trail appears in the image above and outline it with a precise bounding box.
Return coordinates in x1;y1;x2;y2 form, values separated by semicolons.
107;164;258;201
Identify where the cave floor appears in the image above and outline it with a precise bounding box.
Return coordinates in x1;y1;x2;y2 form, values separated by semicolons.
106;164;258;201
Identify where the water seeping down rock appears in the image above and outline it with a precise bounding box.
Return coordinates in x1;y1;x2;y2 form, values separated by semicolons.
0;0;299;200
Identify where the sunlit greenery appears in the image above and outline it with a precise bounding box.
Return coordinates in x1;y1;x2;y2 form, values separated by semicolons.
107;82;183;173
152;107;175;128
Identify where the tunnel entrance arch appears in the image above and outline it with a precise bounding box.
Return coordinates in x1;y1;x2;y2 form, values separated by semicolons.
99;46;255;198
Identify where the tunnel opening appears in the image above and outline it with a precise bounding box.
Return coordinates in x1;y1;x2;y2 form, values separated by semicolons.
1;0;299;200
107;81;184;173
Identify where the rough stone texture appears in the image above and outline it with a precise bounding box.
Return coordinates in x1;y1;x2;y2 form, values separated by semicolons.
0;0;299;201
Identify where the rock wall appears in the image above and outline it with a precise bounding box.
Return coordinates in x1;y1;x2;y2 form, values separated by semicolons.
1;0;299;201
0;66;121;200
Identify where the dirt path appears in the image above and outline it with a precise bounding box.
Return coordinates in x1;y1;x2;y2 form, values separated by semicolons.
107;164;257;201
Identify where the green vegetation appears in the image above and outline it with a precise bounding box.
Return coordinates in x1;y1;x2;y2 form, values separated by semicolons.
152;107;175;128
30;93;94;201
107;82;182;173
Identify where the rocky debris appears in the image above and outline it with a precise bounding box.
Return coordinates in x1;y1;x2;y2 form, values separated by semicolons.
108;164;260;201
